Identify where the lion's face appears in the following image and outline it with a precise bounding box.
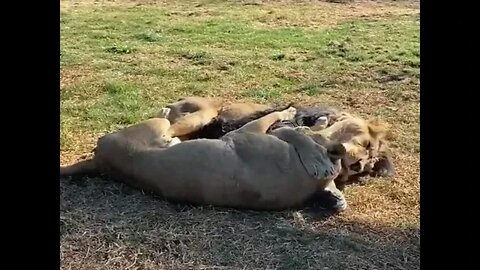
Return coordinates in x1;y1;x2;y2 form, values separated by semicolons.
321;114;388;177
342;141;379;176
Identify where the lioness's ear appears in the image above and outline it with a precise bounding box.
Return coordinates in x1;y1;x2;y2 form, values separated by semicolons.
327;143;346;161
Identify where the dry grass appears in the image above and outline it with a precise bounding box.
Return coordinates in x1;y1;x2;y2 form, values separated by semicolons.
60;0;420;269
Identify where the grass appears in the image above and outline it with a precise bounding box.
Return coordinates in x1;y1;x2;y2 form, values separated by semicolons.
60;0;420;269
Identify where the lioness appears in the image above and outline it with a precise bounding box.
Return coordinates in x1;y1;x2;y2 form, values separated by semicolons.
60;107;349;211
155;96;395;186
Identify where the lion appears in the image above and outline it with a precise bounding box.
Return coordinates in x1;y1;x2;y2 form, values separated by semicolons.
154;97;395;186
60;107;349;211
157;96;272;140
293;112;394;189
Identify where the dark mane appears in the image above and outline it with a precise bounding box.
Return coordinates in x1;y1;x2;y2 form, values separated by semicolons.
188;104;338;140
267;106;337;132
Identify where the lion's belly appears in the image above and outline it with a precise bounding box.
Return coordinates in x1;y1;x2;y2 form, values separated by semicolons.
123;140;243;204
224;160;317;210
98;136;316;210
118;141;312;209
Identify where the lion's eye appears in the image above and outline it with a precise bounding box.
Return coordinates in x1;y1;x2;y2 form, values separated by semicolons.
353;140;362;146
364;141;371;149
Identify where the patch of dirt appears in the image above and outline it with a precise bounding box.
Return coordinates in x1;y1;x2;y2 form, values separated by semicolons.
60;68;90;90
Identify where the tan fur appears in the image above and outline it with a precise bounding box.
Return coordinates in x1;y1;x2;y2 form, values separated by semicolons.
156;97;274;140
292;111;390;186
60;108;347;211
316;112;389;183
157;97;223;138
218;102;271;120
155;97;394;182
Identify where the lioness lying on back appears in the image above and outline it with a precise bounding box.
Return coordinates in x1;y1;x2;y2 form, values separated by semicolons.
60;107;349;211
155;96;395;187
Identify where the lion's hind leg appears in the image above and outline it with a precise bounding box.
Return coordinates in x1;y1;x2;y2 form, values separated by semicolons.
157;107;172;119
131;118;181;148
157;106;219;138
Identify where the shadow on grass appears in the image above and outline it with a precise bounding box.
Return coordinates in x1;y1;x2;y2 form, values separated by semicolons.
60;177;419;270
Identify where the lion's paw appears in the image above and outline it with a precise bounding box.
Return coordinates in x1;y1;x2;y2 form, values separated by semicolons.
167;137;181;147
318;188;348;212
294;126;312;134
157;107;171;119
279;107;297;121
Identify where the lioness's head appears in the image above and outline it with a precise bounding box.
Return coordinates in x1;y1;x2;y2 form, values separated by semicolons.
320;113;389;177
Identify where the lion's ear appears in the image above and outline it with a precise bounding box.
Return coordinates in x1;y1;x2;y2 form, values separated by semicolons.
327;143;346;161
367;118;388;139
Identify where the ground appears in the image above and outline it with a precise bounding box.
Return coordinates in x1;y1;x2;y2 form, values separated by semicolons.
60;0;420;269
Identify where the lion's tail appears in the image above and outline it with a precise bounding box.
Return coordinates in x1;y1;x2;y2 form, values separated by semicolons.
60;158;97;177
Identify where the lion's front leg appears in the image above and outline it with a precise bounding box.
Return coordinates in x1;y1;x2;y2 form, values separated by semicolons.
234;107;297;134
155;106;216;140
168;108;219;137
314;180;348;212
270;127;336;180
294;126;314;134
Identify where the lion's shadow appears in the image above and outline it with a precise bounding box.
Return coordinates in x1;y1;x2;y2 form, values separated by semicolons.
60;177;418;269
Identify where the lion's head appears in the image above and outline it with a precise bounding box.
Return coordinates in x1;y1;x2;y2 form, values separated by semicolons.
319;112;391;181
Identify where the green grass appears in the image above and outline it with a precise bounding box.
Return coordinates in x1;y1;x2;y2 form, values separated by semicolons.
61;8;419;133
60;1;420;269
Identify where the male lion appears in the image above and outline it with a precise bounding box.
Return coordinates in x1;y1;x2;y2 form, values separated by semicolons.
154;96;271;140
60;107;349;211
294;112;394;189
153;96;395;187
